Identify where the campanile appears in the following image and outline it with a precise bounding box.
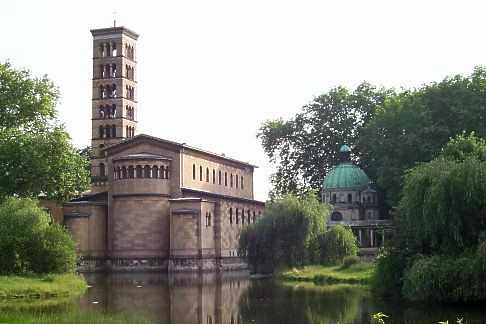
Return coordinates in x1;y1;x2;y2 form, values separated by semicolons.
90;26;139;191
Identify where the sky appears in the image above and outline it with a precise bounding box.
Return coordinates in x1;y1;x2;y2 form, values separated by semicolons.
2;0;486;201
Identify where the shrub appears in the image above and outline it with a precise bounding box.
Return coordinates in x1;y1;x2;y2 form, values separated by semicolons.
341;256;360;269
27;224;76;274
0;197;76;275
320;225;358;263
239;192;330;273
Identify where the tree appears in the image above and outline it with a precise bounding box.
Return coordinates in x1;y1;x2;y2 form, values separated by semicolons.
372;133;486;301
0;197;76;274
0;62;89;201
360;68;486;207
258;83;392;197
320;225;358;263
239;192;329;273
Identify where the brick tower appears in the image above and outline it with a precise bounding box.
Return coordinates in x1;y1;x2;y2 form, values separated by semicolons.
90;26;139;192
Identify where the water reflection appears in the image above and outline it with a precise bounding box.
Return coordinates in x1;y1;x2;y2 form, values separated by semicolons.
82;272;249;324
79;273;486;324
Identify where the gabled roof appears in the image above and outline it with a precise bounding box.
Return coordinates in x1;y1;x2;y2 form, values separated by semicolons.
104;134;258;168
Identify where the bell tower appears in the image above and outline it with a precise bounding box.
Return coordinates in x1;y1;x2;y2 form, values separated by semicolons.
90;26;139;191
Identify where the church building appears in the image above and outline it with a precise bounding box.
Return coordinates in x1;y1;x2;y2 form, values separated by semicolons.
322;145;391;249
54;26;265;272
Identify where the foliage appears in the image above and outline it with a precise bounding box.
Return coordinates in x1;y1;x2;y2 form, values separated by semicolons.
258;82;392;196
239;192;329;273
402;240;486;303
372;134;486;302
26;224;77;274
370;312;388;324
320;225;358;263
0;197;77;274
0;62;89;201
341;255;360;269
360;68;486;207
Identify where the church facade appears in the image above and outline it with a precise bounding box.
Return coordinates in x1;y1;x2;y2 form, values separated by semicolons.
322;145;391;249
54;26;264;272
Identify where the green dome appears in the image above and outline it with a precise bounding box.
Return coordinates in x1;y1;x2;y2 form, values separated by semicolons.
340;144;351;153
323;163;369;189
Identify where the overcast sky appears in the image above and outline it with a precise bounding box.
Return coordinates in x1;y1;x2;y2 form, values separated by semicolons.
2;0;486;200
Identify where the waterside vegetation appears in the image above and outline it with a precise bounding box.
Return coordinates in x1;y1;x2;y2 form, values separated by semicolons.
278;262;374;285
0;274;86;300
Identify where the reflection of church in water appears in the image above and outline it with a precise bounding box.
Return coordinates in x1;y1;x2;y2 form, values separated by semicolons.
81;272;248;324
322;145;392;249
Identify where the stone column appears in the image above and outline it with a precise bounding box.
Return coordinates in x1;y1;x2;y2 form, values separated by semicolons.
370;229;374;248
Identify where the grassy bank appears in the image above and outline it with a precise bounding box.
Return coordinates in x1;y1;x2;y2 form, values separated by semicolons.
278;262;374;285
0;274;86;300
0;311;151;324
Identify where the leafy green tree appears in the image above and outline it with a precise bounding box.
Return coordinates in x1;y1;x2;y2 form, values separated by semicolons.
320;225;358;263
0;197;76;274
0;62;89;201
239;192;329;273
258;83;392;196
372;133;486;301
360;68;486;207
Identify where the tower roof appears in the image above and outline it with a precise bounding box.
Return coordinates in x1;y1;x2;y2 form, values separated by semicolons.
90;26;139;39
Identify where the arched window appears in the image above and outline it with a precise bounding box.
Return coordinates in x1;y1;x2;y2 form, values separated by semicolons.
165;165;169;179
112;125;116;137
99;85;104;98
113;167;117;180
111;63;116;77
206;168;209;182
105;64;110;77
144;165;151;178
199;166;203;181
348;193;352;203
126;65;129;78
106;43;111;56
122;166;127;179
235;208;239;224
241;176;244;190
99;163;105;177
99;107;104;118
126;126;129;138
136;165;142;178
225;172;227;186
212;169;215;184
229;208;233;225
112;43;117;56
236;175;238;188
331;212;343;221
99;125;104;138
230;174;233;187
151;165;158;179
99;45;104;57
112;84;117;98
128;166;134;178
193;164;196;180
219;171;222;185
116;167;121;180
99;64;104;78
111;104;116;118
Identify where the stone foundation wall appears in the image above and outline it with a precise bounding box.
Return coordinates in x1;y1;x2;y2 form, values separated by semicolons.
77;256;248;273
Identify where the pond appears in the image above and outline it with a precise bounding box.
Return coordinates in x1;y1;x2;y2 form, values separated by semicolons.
5;272;486;323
